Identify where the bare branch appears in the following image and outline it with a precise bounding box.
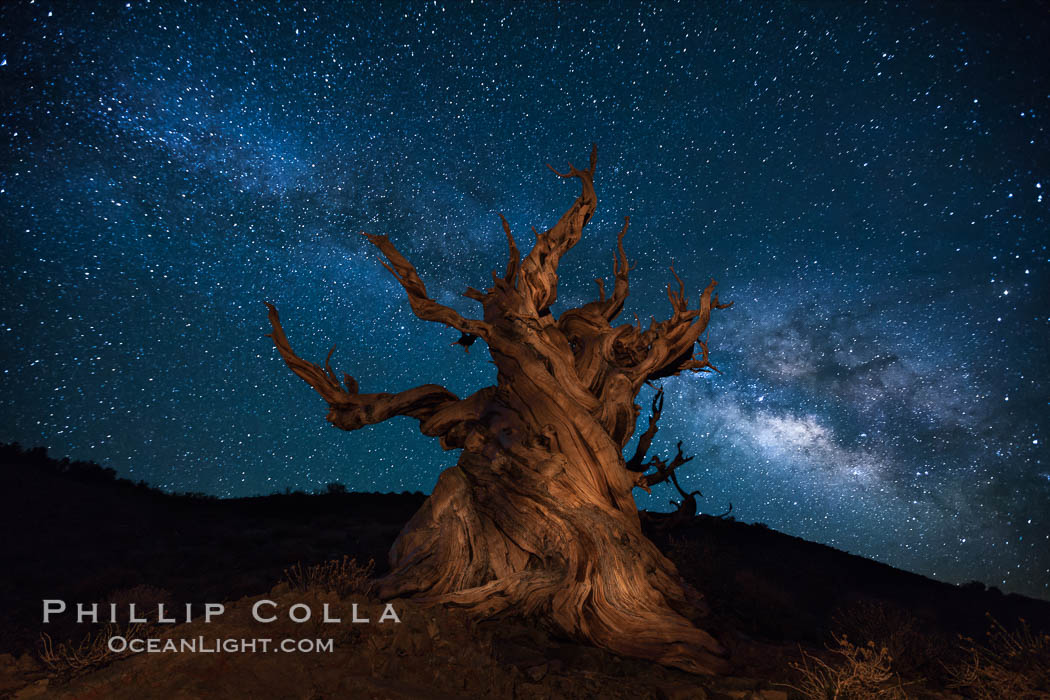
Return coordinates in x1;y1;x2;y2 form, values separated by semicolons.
265;302;352;406
666;262;688;316
518;144;599;314
669;469;700;501
599;216;634;322
498;213;520;285
361;232;491;341
556;217;634;384
627;277;733;385
545;144;598;180
594;277;606;302
265;302;460;432
634;440;694;493
626;387;664;472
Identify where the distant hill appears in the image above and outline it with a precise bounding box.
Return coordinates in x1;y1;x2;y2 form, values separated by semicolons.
2;443;1048;698
0;443;423;657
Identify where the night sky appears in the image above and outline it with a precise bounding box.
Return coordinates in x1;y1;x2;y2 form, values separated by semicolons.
2;1;1048;599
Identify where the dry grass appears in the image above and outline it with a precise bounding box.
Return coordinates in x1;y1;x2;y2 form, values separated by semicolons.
946;616;1050;699
284;555;375;597
783;634;910;699
39;622;151;676
830;598;947;678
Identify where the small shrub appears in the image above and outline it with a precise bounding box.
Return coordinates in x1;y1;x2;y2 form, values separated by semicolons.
284;556;375;597
830;598;944;677
946;616;1050;699
784;634;909;699
39;622;151;676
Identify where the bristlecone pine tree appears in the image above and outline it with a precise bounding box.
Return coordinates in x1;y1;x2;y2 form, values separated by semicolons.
265;147;732;674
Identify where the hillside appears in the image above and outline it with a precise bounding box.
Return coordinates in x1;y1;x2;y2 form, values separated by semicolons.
1;444;1047;698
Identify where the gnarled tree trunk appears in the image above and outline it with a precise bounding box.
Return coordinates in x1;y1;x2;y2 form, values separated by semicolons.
265;147;732;674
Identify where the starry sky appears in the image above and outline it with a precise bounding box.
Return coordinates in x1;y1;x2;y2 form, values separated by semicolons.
1;0;1048;599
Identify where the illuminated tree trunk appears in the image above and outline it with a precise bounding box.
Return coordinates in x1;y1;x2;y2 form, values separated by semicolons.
265;147;732;674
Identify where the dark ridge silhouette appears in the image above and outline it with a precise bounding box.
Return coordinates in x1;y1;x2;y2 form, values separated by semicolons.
2;443;1048;697
0;443;423;658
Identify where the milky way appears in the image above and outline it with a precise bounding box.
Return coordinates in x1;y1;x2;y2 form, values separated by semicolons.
1;1;1047;599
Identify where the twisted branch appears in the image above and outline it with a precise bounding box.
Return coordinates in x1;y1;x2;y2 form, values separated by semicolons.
635;440;695;494
361;232;491;342
626;387;664;472
629;277;733;384
265;302;460;433
598;216;635;321
517;144;598;314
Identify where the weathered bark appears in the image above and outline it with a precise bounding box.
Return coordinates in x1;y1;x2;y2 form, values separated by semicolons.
265;146;732;674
